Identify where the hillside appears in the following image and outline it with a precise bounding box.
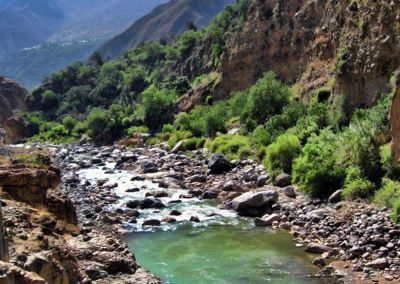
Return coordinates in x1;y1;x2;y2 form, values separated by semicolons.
99;0;234;59
0;40;101;89
0;76;26;125
0;0;166;56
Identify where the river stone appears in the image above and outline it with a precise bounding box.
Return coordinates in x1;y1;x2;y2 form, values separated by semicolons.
140;198;166;209
222;180;242;192
366;258;388;269
189;174;207;183
305;243;332;253
208;154;231;174
283;186;296;198
255;213;280;226
256;175;269;187
142;219;161;226
274;173;291;187
328;190;343;203
170;210;182;216
201;191;218;199
231;190;279;212
115;154;137;168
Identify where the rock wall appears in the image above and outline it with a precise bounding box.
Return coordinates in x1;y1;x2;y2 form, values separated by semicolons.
0;165;77;224
0;77;27;126
178;0;400;110
390;73;400;163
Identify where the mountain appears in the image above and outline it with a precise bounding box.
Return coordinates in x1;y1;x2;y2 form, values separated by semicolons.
99;0;234;59
0;0;167;88
0;0;63;56
0;0;166;56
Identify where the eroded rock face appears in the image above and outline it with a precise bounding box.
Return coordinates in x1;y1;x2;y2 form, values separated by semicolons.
4;117;34;144
390;74;400;163
0;261;45;284
179;0;400;111
0;77;27;126
0;165;77;224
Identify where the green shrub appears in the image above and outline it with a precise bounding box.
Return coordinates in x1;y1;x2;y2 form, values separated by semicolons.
86;108;110;139
206;134;252;160
247;72;291;123
293;130;346;198
380;144;400;179
62;115;78;134
168;130;193;149
125;126;150;136
374;178;400;207
263;134;301;178
391;199;400;223
140;86;177;132
343;167;375;200
42;90;58;110
183;137;206;151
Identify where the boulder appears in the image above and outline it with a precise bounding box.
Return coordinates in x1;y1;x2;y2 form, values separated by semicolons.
115;154;137;168
0;261;45;284
222;180;243;192
201;191;218;199
171;140;188;153
4;116;34;144
283;186;296;198
208;154;231;174
274;173;291;187
328;190;343;203
142;219;161;226
231;190;279;214
305;243;332;253
366;258;388;269
140;198;166;209
254;213;280;226
256;175;270;187
189;174;207;183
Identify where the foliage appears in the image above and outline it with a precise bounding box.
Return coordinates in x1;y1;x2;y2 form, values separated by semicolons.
343;167;375;200
246;72;291;124
391;199;400;223
263;134;301;178
374;178;400;207
86;108;110;139
293;130;346;198
205;134;252;160
139;86;177;132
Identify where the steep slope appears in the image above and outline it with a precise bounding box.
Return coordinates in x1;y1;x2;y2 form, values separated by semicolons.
50;0;167;42
99;0;234;59
0;0;63;56
178;0;400;109
0;76;27;125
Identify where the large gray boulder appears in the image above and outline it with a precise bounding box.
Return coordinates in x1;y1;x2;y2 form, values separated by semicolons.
231;190;279;215
208;154;231;174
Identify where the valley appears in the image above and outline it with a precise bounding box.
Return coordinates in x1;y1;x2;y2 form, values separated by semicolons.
1;0;400;283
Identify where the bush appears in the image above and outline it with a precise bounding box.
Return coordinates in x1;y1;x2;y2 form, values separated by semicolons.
391;199;400;223
380;144;400;179
42;90;58;110
343;167;375;200
86;108;110;139
62;115;78;134
263;134;301;178
374;178;400;207
247;72;291;123
125;126;150;136
167;130;193;150
206;134;252;160
140;86;177;132
293;130;346;198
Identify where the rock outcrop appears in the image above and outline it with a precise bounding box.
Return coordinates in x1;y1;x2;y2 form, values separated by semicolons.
389;72;400;163
0;77;27;126
178;0;400;110
4;116;34;144
0;165;77;224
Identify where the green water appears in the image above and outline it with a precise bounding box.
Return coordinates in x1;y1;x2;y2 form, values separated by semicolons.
127;224;327;284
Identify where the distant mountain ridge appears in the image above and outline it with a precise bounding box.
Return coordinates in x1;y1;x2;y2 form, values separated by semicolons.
99;0;234;59
0;0;166;56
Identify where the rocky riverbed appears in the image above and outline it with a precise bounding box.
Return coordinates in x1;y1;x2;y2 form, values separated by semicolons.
1;142;400;283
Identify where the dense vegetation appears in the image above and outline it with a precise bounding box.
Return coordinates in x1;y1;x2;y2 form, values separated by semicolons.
19;0;400;222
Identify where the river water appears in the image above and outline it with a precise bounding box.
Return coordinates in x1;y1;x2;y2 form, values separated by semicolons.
78;160;331;284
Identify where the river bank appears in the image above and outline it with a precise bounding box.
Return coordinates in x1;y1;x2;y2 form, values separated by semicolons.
2;142;400;283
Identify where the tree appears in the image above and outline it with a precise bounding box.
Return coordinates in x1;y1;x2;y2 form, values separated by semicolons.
141;86;177;132
186;21;197;31
62;115;78;135
248;72;291;123
86;108;110;139
42;90;58;110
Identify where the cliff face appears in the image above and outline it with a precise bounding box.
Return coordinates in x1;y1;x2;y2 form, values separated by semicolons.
0;77;26;126
180;0;400;109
